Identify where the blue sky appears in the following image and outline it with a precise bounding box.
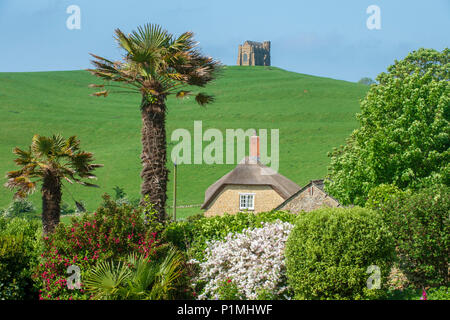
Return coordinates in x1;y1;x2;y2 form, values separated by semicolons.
0;0;448;81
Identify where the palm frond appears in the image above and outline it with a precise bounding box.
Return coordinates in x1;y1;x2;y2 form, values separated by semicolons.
31;134;53;157
5;134;103;200
90;23;220;102
175;90;191;99
90;90;109;97
151;246;184;299
84;260;132;300
83;247;184;300
77;181;100;188
114;29;136;55
62;136;80;155
4;175;36;198
12;147;31;159
195;92;215;106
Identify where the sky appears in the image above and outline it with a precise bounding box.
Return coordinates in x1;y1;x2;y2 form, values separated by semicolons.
0;0;448;81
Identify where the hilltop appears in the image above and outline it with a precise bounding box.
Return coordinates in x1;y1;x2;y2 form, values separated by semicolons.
0;66;368;218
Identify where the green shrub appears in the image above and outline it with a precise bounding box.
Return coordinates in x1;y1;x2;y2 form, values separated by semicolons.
1;199;37;219
0;235;27;299
426;286;450;300
0;217;42;300
60;202;75;215
161;211;298;299
365;184;403;210
162;220;194;252
285;207;395;300
84;244;186;300
162;210;297;261
113;186;127;200
216;278;244;300
378;186;449;287
35;194;163;300
384;286;450;300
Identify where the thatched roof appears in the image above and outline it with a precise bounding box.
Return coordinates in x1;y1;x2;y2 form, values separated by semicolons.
201;157;301;209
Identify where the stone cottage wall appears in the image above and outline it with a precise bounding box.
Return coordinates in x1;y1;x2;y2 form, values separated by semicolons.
204;185;284;217
279;186;340;213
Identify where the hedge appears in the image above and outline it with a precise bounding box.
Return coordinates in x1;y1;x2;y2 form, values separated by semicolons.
285;207;395;300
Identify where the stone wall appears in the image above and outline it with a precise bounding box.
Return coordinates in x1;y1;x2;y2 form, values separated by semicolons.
237;41;271;66
278;185;340;213
203;184;283;217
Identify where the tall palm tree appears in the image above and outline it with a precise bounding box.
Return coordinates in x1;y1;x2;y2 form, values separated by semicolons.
4;134;103;234
88;23;220;220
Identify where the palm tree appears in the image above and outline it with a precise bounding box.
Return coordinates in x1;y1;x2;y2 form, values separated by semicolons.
4;134;103;234
84;246;184;300
88;23;220;220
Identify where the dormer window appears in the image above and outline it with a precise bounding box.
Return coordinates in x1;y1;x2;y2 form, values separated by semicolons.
239;193;255;210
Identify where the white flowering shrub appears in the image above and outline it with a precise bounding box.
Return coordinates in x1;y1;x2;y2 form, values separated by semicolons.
193;220;294;300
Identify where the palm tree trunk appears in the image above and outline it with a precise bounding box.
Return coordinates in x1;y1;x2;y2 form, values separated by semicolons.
41;171;62;234
140;96;168;221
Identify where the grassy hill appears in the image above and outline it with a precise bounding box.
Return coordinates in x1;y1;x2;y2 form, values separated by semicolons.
0;66;368;219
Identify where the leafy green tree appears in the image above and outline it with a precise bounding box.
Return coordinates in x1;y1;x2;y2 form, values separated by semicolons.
88;23;220;220
326;48;449;205
358;77;376;85
4;135;103;234
365;183;403;211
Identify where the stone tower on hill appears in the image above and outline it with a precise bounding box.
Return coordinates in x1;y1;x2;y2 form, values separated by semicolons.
237;41;271;66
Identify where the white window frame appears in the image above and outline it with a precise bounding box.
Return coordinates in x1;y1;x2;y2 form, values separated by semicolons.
239;193;255;211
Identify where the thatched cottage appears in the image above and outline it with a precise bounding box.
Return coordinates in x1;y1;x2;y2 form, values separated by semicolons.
201;135;301;217
275;179;341;213
201;134;342;216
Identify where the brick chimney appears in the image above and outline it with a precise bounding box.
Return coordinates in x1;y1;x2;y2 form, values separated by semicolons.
249;131;260;164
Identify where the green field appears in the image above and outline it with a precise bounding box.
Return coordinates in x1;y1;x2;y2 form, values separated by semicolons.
0;66;368;219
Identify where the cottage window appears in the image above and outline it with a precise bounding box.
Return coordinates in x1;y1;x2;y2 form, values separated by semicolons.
239;193;255;210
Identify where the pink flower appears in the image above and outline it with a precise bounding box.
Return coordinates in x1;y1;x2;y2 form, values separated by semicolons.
420;289;427;300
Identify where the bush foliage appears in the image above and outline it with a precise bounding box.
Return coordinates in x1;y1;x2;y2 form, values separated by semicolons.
377;186;449;287
0;217;42;299
84;244;185;300
162;211;297;262
34;194;162;300
285;207;395;300
326;48;449;206
1;199;37;219
194;221;294;300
